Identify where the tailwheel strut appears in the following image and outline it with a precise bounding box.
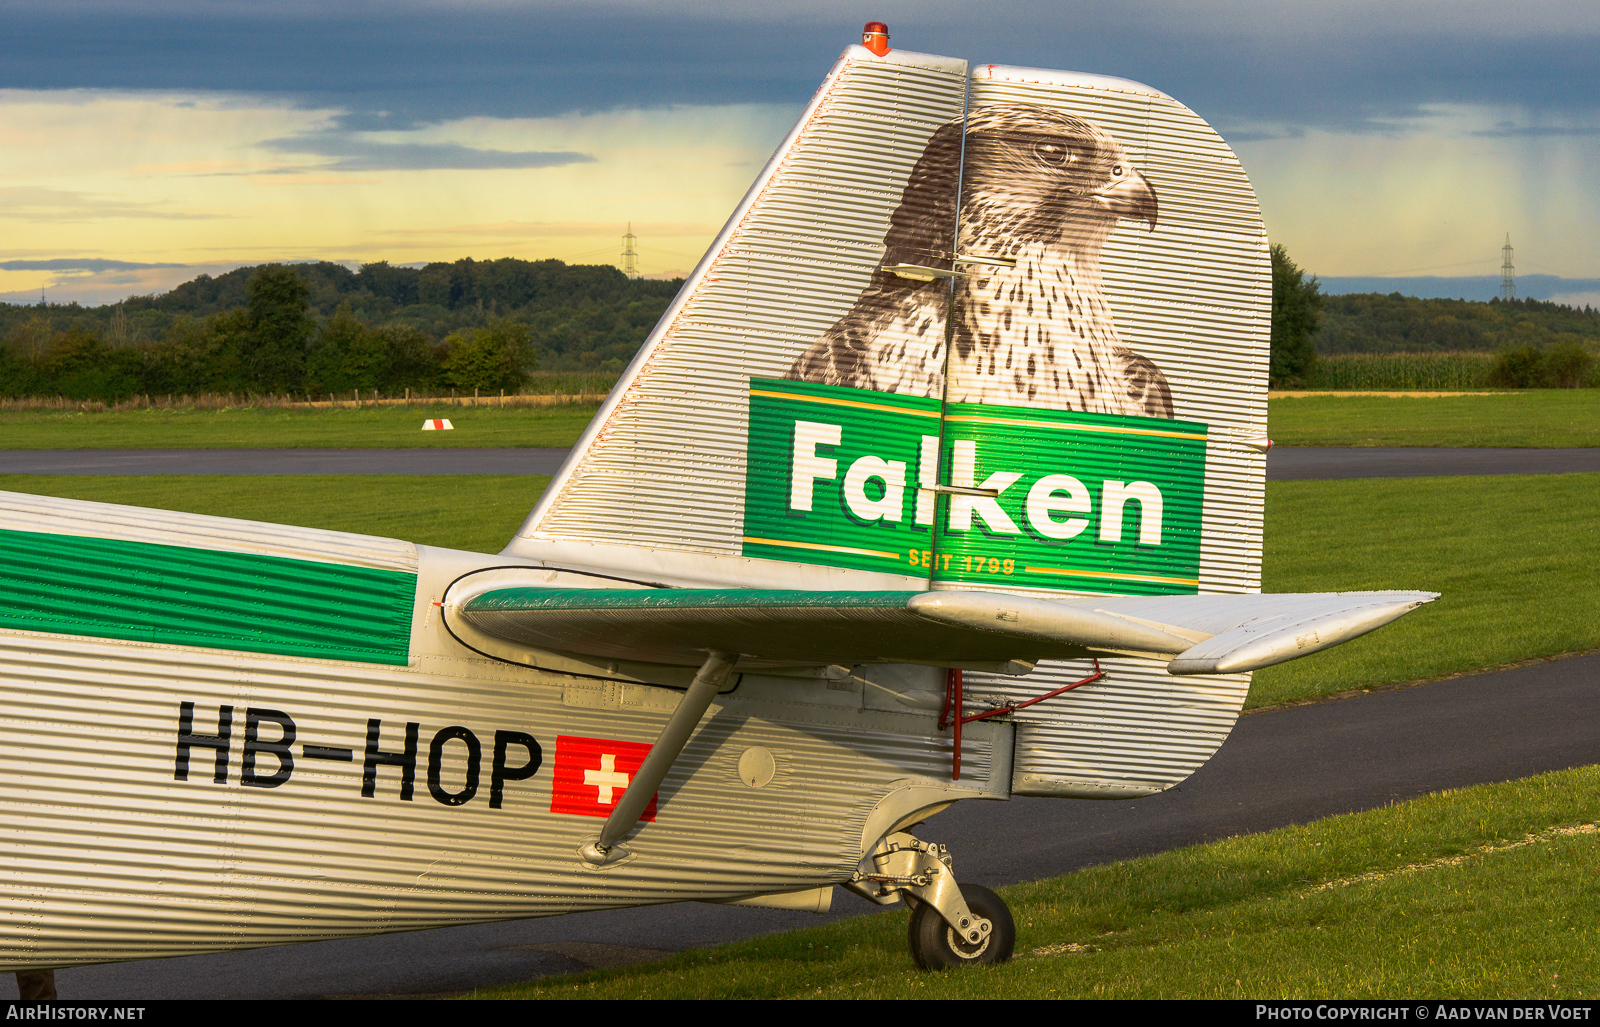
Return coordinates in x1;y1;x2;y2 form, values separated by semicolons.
908;882;1015;969
844;831;1016;969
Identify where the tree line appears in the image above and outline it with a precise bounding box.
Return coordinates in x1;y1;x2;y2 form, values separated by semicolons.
0;257;684;401
1;266;548;401
7;249;1592;398
1269;246;1598;387
1318;291;1600;355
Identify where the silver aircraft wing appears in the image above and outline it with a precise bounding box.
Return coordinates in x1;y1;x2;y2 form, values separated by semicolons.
447;586;1437;676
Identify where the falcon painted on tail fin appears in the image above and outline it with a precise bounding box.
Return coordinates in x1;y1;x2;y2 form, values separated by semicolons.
787;105;1173;418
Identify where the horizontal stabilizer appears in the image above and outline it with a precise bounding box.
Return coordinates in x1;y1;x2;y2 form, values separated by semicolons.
1162;593;1436;674
448;585;1436;676
454;588;1095;668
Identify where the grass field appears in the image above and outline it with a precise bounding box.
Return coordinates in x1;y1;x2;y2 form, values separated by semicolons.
0;403;602;449
2;471;1594;710
1251;473;1600;708
1269;391;1600;447
1;391;1597;450
474;765;1600;999
0;475;546;555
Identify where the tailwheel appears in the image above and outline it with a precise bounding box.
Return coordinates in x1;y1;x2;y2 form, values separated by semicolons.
907;883;1016;970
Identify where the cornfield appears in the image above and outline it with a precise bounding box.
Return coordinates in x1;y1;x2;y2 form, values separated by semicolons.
1301;352;1600;390
1302;353;1496;390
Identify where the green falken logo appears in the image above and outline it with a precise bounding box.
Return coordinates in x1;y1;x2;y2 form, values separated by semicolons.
741;378;1208;596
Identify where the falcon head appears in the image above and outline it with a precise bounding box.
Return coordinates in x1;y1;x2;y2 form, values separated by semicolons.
960;105;1158;251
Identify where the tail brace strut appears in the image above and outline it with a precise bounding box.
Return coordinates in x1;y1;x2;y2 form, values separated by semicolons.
580;650;739;865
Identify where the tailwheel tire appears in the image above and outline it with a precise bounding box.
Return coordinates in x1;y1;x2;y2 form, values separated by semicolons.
907;883;1016;970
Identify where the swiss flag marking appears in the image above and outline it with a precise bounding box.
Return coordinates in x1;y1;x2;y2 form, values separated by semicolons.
550;735;657;820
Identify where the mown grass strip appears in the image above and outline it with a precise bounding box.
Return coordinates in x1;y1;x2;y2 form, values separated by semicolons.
0;475;544;556
1251;473;1600;708
472;766;1600;999
0;402;601;449
1268;391;1600;448
7;391;1599;451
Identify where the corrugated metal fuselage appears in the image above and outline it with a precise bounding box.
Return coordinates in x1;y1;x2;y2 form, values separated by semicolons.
0;493;1008;970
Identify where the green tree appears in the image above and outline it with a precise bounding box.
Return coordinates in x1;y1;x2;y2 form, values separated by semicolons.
1489;340;1596;388
1270;244;1323;386
37;328;144;401
240;265;314;393
1544;340;1597;387
4;315;54;362
356;261;419;305
306;306;390;395
378;324;441;392
0;345;34;398
142;314;244;396
441;319;536;392
0;316;51;397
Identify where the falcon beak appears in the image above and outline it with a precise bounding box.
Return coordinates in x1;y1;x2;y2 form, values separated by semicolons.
1092;167;1158;232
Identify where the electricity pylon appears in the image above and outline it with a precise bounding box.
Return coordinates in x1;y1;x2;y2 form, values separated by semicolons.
621;223;640;280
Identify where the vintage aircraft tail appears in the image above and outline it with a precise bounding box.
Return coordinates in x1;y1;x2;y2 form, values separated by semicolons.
497;43;1420;798
499;42;1278;797
507;46;1269;591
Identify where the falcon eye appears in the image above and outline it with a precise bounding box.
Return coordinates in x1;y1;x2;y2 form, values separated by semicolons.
1035;142;1071;167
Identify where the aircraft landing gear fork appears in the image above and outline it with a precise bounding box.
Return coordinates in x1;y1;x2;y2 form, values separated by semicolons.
846;831;1016;969
908;883;1015;970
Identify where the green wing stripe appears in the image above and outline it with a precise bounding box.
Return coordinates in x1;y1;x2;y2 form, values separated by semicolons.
462;588;922;612
0;528;415;665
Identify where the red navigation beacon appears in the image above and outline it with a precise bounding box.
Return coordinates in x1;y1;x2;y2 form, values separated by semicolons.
862;21;890;56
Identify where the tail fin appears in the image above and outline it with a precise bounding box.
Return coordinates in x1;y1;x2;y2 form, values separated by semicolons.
501;43;1290;799
507;44;971;585
505;48;1268;607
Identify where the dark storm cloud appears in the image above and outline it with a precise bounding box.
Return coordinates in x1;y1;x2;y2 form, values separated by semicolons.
0;7;809;127
260;135;595;171
1471;124;1600;138
0;4;1595;134
0;259;189;271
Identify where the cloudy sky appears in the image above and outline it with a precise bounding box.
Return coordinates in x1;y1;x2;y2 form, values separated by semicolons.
1;0;1597;305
